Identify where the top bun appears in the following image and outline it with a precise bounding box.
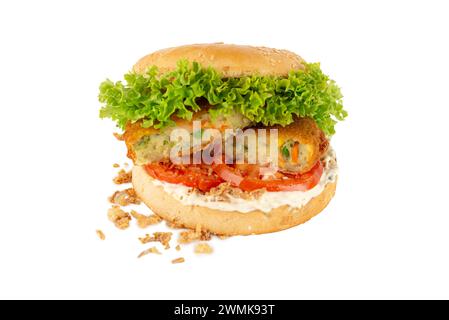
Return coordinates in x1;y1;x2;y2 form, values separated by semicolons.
133;43;305;77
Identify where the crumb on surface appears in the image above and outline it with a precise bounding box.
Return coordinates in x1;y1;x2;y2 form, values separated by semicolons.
178;224;211;244
96;229;106;240
137;246;161;258
171;257;185;264
123;162;129;167
130;210;162;228
107;205;131;230
109;188;141;206
194;243;213;254
175;245;181;251
139;232;172;249
113;169;132;184
206;182;265;200
113;163;120;168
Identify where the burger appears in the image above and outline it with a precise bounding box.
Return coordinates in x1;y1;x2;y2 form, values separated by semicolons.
99;43;347;235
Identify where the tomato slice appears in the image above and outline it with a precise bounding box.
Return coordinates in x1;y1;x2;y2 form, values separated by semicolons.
145;163;222;192
240;161;323;191
146;161;324;193
213;161;323;192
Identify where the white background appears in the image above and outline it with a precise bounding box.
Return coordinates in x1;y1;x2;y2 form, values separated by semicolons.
1;0;448;299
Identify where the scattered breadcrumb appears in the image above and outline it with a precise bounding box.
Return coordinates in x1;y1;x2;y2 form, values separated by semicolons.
194;243;213;254
113;169;132;184
113;132;124;141
139;232;172;249
139;234;152;244
96;229;106;240
178;224;211;244
130;210;162;228
175;245;181;251
137;246;161;258
206;182;266;200
109;188;141;206
112;163;120;168
172;257;185;264
123;162;129;167
107;205;131;230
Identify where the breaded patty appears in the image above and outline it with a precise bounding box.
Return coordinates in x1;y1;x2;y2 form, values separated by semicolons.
272;117;328;173
123;110;253;164
233;117;328;173
124;114;327;174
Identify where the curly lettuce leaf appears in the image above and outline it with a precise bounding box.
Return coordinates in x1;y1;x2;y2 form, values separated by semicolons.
99;60;347;135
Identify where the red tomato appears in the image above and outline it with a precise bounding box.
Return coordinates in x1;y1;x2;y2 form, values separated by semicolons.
144;163;223;192
214;161;323;192
145;161;324;193
240;161;323;191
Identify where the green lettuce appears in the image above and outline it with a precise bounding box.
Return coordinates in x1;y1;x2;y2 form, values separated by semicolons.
99;60;347;135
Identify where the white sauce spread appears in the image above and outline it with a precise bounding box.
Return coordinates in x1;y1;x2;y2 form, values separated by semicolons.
151;149;338;213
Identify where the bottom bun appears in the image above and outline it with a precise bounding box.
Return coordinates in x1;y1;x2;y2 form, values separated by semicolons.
132;166;337;236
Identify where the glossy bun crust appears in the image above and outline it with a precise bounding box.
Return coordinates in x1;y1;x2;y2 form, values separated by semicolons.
133;43;305;77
